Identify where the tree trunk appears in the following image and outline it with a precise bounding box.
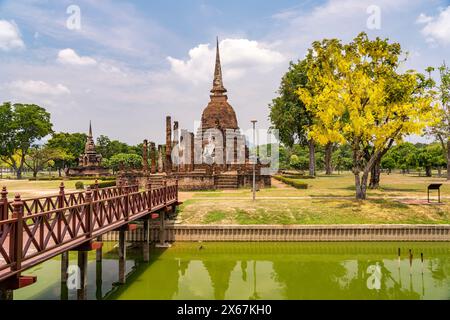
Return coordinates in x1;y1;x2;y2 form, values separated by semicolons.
308;139;316;177
369;157;382;189
355;172;369;200
438;167;442;178
426;166;432;177
325;143;333;175
16;168;22;180
58;168;62;177
33;171;38;178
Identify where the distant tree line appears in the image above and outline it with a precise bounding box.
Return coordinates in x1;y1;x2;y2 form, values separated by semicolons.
278;142;447;178
0;102;145;179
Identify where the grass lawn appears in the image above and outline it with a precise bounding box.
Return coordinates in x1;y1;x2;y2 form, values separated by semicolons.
178;173;450;225
0;179;96;199
1;173;449;225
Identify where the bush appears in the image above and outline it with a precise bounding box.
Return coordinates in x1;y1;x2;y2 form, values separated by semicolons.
273;175;308;189
67;176;115;181
91;181;116;189
75;181;84;190
28;177;61;181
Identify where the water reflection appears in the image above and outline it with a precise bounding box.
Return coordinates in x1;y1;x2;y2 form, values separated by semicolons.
12;242;450;300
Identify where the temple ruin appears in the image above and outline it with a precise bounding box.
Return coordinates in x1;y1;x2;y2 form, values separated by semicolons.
119;39;271;190
66;122;111;177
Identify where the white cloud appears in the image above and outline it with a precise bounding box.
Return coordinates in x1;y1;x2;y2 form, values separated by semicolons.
416;13;433;24
57;48;97;66
167;39;285;84
418;6;450;45
0;20;25;51
7;80;71;96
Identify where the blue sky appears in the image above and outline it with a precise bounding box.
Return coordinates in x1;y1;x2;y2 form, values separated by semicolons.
0;0;449;144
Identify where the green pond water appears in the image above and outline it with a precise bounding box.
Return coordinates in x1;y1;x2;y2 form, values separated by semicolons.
13;242;450;300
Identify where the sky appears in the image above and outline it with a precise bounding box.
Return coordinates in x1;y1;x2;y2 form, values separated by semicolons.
0;0;449;145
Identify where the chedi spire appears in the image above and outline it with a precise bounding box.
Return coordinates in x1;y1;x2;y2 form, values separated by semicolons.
211;37;227;96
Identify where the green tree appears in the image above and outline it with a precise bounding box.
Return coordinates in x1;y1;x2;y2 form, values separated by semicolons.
269;60;317;176
332;144;353;174
380;155;396;174
24;145;67;178
289;154;309;171
47;132;87;176
417;143;446;177
96;135;131;159
298;33;437;199
428;63;450;180
0;103;53;179
108;153;143;172
386;143;419;174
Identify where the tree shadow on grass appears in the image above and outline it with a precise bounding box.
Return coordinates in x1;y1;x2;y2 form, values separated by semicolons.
370;199;410;209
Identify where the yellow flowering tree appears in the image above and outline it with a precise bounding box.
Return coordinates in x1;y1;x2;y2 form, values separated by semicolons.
298;33;438;200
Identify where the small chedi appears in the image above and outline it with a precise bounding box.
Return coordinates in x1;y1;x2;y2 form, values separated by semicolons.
119;38;271;190
66;122;111;177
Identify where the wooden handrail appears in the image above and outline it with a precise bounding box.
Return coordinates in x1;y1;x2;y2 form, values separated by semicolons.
0;182;178;282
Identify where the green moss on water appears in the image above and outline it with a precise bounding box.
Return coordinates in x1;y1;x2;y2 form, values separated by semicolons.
13;242;450;300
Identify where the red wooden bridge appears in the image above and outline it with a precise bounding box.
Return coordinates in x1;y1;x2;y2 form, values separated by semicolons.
0;181;178;294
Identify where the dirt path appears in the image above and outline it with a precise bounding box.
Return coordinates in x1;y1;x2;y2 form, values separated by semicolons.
270;177;296;190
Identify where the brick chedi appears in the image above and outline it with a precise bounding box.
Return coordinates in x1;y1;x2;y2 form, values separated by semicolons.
66;122;110;177
201;38;239;131
118;38;271;191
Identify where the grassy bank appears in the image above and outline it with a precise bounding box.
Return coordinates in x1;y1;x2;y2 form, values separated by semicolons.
179;173;450;225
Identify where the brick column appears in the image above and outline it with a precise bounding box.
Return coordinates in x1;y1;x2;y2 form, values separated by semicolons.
158;145;164;173
165;116;172;173
150;142;157;174
142;140;149;173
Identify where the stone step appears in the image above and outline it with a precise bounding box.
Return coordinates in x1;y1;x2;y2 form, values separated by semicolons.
216;185;238;189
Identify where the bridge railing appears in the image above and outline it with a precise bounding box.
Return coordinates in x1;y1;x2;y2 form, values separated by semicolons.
0;183;139;220
0;181;178;280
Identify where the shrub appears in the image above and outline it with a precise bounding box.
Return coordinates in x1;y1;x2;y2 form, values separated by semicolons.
67;176;115;181
75;181;84;190
28;177;61;181
273;175;308;189
91;181;116;189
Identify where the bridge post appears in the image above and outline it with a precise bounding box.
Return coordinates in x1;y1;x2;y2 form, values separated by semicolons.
60;251;69;300
11;194;24;272
0;186;8;235
176;179;179;204
95;259;103;300
118;228;126;284
57;183;65;243
85;187;93;238
61;251;69;283
93;180;99;201
164;180;167;206
146;182;152;211
95;180;102;263
77;251;88;300
96;236;103;263
124;182;129;222
143;217;150;263
156;209;170;248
